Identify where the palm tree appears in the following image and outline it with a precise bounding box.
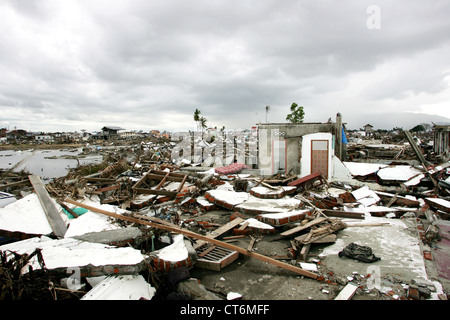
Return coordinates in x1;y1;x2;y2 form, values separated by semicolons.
200;116;207;132
265;106;270;123
194;109;201;131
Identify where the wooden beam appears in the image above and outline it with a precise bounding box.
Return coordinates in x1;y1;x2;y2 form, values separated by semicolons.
280;216;328;237
322;209;365;219
65;198;319;280
194;217;245;249
29;175;67;238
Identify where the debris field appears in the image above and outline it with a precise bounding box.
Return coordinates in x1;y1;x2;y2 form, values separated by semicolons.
0;131;449;301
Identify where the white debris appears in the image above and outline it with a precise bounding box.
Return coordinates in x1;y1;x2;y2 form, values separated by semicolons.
0;236;146;273
0;193;64;236
241;218;274;230
81;275;156;300
157;234;189;262
299;262;318;272
377;165;423;182
227;292;242;300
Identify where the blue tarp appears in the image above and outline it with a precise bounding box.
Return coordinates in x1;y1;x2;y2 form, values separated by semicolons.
342;127;348;144
62;207;89;219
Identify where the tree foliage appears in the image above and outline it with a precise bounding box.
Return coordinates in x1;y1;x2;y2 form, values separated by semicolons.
286;102;304;123
411;124;425;132
194;108;208;132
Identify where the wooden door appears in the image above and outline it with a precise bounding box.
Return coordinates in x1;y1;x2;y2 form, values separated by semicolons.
311;140;329;179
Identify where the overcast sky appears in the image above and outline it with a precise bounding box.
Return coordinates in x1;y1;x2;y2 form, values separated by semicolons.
1;0;450;133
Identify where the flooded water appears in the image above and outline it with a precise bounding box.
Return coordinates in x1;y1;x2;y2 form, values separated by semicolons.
0;148;103;182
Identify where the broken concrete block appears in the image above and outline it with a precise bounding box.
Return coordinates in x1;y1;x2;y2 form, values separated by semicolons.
195;196;216;210
205;189;249;210
257;209;311;226
72;227;143;247
376;165;424;185
81;275;156;300
234;195;302;215
149;234;196;272
351;186;380;207
0;236;147;276
425;197;450;213
233;218;275;235
63;210;125;239
249;186;295;199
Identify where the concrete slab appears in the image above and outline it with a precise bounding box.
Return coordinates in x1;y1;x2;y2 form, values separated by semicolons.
0;236;147;275
0;193;67;237
317;216;430;293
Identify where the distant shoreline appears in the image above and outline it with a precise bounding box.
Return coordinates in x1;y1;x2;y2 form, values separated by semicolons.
0;143;83;151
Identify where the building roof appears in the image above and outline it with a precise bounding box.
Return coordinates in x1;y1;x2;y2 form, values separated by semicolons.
102;126;125;131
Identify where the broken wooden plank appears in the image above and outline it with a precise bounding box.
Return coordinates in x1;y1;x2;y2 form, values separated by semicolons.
247;236;256;251
299;243;311;261
65;198;319;279
334;283;359;300
385;193;398;208
194;217;245;249
29;175;67;238
198;244;217;257
238;221;250;231
322;209;365;219
403;130;437;187
222;235;246;240
280;216;328;237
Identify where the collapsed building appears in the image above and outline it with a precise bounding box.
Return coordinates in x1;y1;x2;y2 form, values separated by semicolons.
0;117;449;302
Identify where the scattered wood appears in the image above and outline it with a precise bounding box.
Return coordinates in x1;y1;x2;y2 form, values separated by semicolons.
0;179;31;191
65;198;319;280
194;217;245;249
280;216;328;237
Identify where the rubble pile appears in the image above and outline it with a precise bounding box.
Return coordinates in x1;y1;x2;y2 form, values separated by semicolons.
0;133;449;301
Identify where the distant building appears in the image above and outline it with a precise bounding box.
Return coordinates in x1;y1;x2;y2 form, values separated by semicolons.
120;131;138;139
101;126;125;140
6;129;28;143
35;134;53;142
433;124;450;160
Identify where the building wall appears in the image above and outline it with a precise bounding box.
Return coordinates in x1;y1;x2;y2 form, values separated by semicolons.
433;125;450;157
257;122;337;176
